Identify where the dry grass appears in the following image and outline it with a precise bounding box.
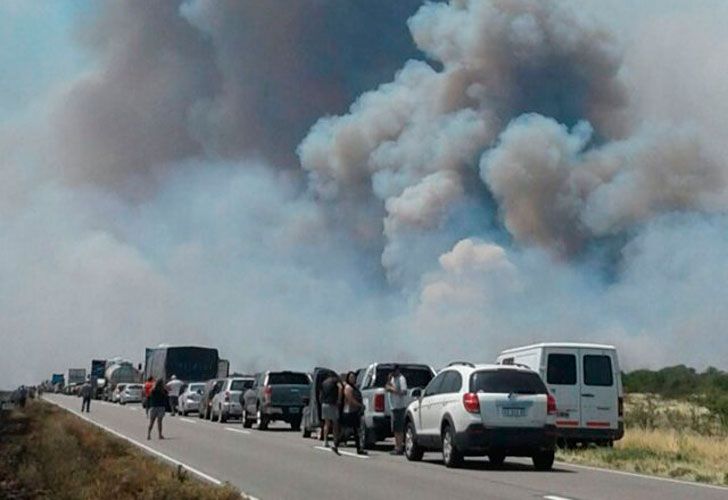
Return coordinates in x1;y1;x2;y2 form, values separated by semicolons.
557;394;728;486
0;400;242;499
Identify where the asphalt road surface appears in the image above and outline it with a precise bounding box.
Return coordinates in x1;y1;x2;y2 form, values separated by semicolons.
44;394;727;500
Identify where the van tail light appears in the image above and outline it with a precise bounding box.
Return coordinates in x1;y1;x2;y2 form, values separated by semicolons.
618;396;624;418
463;392;480;413
264;386;272;403
374;393;385;412
224;391;230;402
547;393;557;415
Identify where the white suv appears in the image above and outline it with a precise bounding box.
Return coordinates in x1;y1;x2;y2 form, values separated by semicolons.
404;362;557;469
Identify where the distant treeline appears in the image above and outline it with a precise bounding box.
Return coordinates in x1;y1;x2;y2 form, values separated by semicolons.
623;365;728;398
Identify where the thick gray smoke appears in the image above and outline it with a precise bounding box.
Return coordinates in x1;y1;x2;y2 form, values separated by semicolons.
2;0;728;387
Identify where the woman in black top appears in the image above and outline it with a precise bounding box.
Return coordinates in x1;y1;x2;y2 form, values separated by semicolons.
147;379;169;440
339;372;367;455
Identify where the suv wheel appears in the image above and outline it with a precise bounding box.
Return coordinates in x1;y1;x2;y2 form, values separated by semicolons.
404;421;423;461
220;408;228;423
257;408;269;430
242;409;253;428
441;425;463;468
532;450;555;471
290;416;301;431
489;451;506;467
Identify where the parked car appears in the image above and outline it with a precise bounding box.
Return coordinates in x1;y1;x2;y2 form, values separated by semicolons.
242;371;311;430
210;377;255;423
111;383;127;403
119;384;143;405
497;343;624;447
198;379;224;420
178;382;206;416
357;363;436;448
404;362;557;469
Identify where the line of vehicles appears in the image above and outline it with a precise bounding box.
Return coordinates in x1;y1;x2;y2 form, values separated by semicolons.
49;342;624;470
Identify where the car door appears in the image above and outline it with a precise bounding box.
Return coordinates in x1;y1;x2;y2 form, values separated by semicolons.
580;348;618;431
544;348;580;429
419;372;447;441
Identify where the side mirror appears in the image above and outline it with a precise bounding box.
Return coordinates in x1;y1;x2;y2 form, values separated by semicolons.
411;388;422;398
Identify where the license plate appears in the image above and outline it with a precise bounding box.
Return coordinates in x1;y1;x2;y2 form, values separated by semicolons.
502;407;525;417
289;407;300;414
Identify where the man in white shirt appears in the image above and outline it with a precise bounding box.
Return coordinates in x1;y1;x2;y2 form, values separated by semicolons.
166;375;184;416
385;365;408;455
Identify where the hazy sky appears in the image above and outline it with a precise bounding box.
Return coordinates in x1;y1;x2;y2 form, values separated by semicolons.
2;1;727;388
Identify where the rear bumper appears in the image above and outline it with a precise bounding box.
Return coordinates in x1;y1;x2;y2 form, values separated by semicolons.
222;402;243;416
556;422;624;442
262;405;304;421
454;425;557;456
366;415;392;439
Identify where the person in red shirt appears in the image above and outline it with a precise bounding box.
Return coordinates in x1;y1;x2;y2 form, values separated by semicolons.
143;377;155;416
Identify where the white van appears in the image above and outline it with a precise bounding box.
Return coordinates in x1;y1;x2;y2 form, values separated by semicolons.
496;343;623;446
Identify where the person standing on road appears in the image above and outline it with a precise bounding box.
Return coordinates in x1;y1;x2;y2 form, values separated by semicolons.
386;365;408;455
17;386;28;408
80;379;93;413
320;373;342;454
147;379;168;440
338;371;367;455
143;376;155;417
166;375;184;416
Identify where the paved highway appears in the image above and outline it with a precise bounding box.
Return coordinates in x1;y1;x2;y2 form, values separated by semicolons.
44;394;727;500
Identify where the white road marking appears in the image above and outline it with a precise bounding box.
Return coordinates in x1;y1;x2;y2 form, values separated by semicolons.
313;445;369;459
180;418;197;424
225;427;250;435
556;461;728;491
128;407;138;411
544;495;573;500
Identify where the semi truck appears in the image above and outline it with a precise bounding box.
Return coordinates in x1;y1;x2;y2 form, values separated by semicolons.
144;345;220;382
90;359;107;398
101;358;142;400
67;368;86;385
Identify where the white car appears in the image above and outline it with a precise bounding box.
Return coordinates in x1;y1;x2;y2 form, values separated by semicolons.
178;382;206;416
111;384;127;403
211;377;255;423
404;362;557;469
119;384;143;405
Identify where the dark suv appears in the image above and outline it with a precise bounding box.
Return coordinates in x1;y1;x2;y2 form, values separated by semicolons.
242;371;311;430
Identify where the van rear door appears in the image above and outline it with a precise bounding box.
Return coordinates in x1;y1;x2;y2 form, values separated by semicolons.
544;348;580;429
579;348;618;431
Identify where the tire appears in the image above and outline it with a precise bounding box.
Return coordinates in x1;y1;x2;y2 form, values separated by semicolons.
220;407;228;423
257;408;269;430
532;450;555;471
302;425;311;438
441;425;463;468
404;421;424;461
242;409;253;428
489;451;506;466
360;419;375;450
290;416;301;431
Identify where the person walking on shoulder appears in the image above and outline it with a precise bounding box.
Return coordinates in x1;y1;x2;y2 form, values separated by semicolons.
80;379;93;413
143;376;154;416
320;373;342;454
339;371;367;455
386;365;407;455
147;379;169;440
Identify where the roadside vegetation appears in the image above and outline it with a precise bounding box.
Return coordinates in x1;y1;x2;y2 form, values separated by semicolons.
557;365;728;486
0;400;241;499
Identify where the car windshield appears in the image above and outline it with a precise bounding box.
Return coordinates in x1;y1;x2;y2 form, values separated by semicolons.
230;379;254;391
267;372;310;385
126;385;142;390
373;366;434;388
189;384;205;392
470;370;547;394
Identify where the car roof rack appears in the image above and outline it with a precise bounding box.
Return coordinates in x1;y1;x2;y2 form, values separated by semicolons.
447;361;475;368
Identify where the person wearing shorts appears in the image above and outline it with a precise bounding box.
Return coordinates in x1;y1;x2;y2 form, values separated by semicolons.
147;379;169;440
320;374;342;453
386;365;408;455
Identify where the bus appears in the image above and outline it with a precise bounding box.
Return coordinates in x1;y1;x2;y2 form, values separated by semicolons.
144;346;220;382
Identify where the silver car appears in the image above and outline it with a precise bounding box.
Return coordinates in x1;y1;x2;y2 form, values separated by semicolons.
211;377;255;423
177;382;206;416
119;384;143;405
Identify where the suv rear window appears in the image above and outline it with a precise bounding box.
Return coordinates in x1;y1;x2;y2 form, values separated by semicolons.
470;370;547;394
231;379;254;391
267;372;310;385
583;355;613;386
373;367;434;388
547;354;577;385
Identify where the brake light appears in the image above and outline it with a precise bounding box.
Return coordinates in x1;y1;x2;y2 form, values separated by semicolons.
618;396;624;418
463;392;480;413
374;393;385;412
264;386;272;403
224;391;230;402
547;393;557;415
